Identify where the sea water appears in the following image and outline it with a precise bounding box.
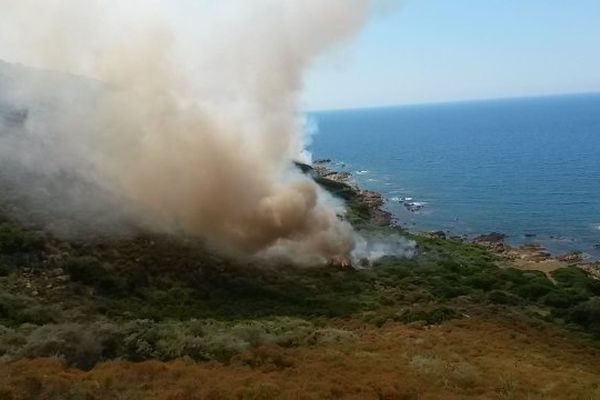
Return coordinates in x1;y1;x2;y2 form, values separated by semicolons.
309;93;600;258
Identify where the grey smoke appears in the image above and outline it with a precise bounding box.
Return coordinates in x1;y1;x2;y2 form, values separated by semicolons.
351;233;417;266
0;1;389;263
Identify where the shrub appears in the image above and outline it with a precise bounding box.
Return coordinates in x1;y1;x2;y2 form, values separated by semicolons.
552;267;600;296
397;307;460;325
0;324;29;356
553;267;588;287
64;256;122;294
431;283;471;299
487;290;521;305
119;318;317;363
16;323;119;370
0;293;60;326
0;264;11;277
0;224;45;254
514;282;553;301
495;268;529;286
465;273;501;291
0;317;323;367
568;298;600;332
543;290;587;309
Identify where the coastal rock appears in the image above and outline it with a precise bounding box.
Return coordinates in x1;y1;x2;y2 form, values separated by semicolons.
507;244;552;262
356;191;392;225
359;191;385;208
450;235;466;242
311;163;392;227
293;161;314;175
403;202;425;213
323;171;352;183
578;262;600;280
556;251;584;263
370;208;393;226
473;232;507;243
313;165;329;177
472;232;509;252
429;231;447;239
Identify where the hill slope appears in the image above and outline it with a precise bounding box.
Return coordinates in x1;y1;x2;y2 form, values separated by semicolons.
1;169;600;398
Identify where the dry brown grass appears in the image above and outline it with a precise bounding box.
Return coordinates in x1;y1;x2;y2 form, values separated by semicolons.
2;312;600;399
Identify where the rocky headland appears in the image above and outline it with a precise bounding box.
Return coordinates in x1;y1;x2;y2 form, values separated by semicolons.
298;159;393;226
303;159;600;280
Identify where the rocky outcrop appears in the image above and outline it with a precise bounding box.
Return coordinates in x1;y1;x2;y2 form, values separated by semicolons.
322;171;352;183
473;232;506;243
296;160;393;227
556;251;584;263
358;191;384;208
506;244;552;262
473;232;509;252
579;262;600;280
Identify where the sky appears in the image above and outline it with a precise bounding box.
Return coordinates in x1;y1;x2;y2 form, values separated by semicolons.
302;0;600;111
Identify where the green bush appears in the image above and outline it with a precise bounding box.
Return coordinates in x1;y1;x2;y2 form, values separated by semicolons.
487;290;521;305
552;268;600;296
0;293;60;326
130;318;314;362
397;307;460;325
514;281;554;301
494;268;529;286
64;256;122;294
464;273;501;291
568;298;600;332
430;282;471;299
0;318;332;367
0;224;45;254
543;290;587;309
0;261;12;276
13;322;119;370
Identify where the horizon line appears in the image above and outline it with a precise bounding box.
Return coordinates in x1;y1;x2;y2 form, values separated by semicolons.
306;90;600;114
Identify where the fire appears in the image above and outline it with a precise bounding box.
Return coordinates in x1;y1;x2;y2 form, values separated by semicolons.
329;255;353;269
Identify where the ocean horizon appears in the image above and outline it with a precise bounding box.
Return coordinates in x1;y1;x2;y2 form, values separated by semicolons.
310;92;600;259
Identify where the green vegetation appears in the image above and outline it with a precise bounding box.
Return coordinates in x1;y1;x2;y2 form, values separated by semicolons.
1;175;600;376
1;180;600;399
1;212;600;371
0;223;45;254
0;317;344;370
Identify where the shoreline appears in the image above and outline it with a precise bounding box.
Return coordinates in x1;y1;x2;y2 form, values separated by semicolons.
307;159;600;278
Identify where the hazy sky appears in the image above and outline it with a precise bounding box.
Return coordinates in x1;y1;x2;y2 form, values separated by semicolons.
302;0;600;111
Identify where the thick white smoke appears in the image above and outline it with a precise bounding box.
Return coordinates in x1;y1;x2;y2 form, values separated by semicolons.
0;1;381;264
351;233;417;267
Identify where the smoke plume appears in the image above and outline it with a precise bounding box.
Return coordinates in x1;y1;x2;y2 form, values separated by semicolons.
351;233;417;267
0;1;380;263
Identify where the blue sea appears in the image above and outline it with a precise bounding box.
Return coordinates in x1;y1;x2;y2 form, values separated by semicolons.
309;93;600;258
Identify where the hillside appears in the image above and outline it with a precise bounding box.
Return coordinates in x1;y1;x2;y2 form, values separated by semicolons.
1;169;600;399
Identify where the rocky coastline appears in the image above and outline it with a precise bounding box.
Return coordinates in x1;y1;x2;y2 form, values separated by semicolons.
298;159;393;226
470;232;600;279
302;159;600;279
